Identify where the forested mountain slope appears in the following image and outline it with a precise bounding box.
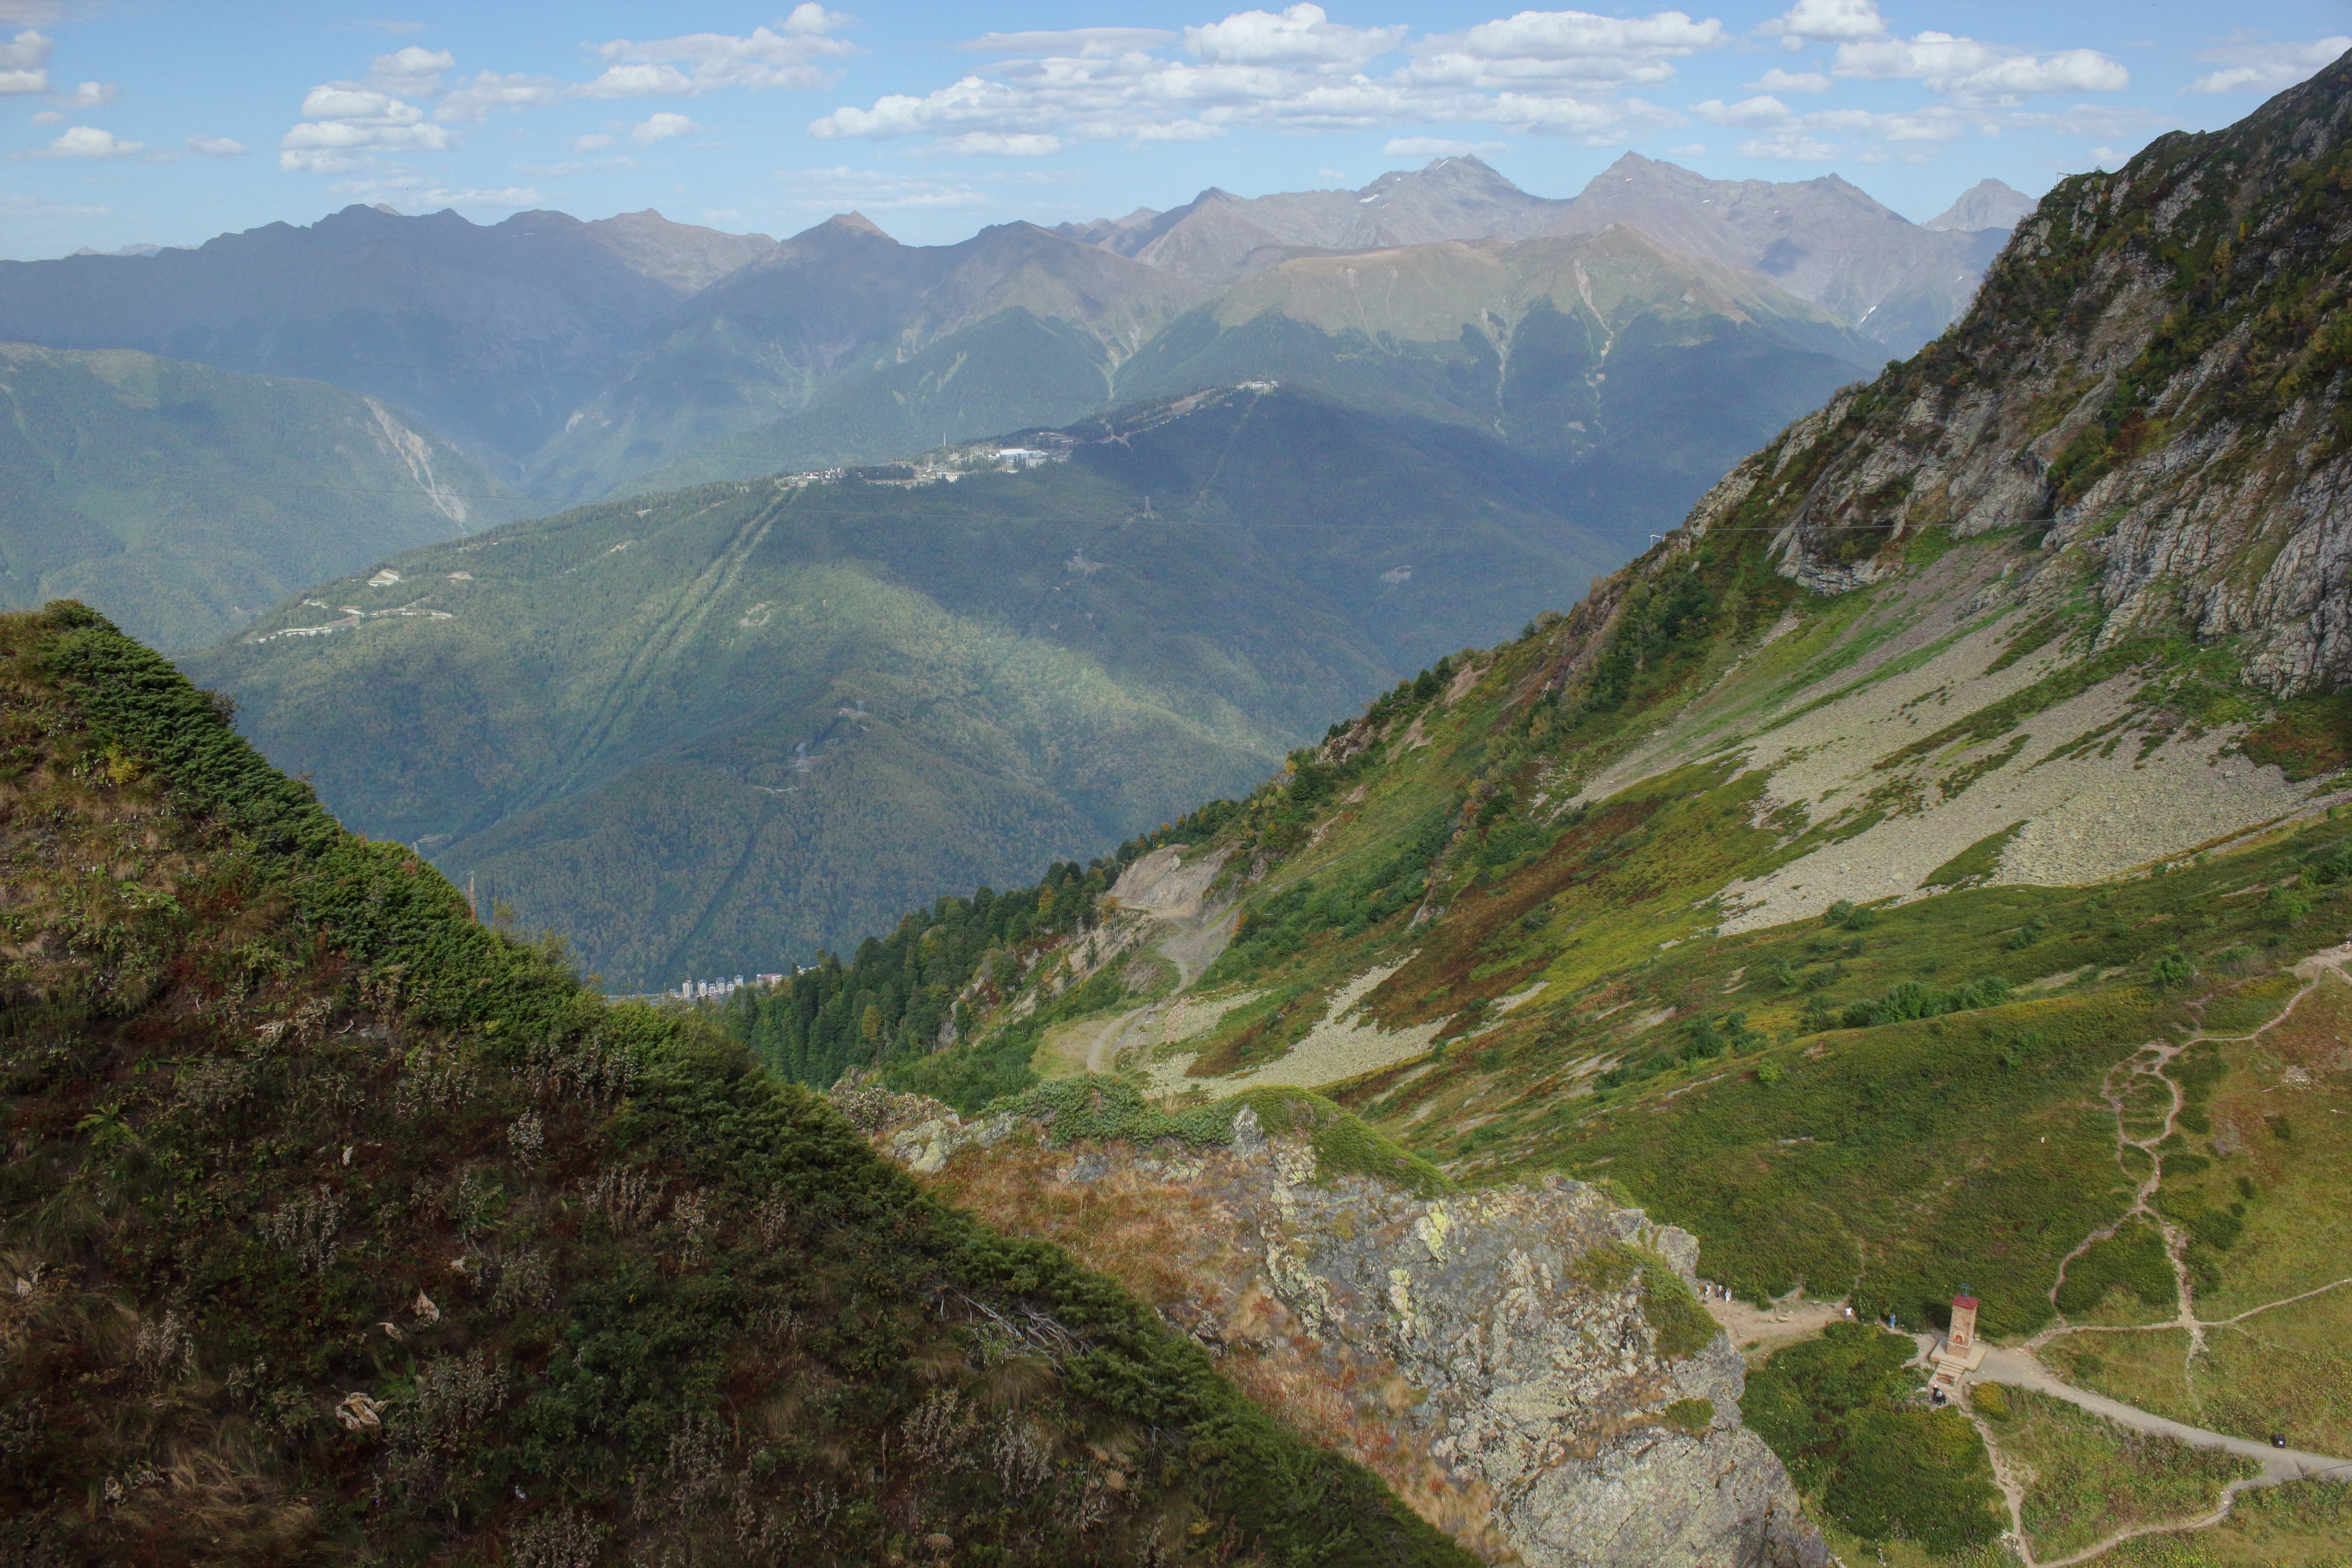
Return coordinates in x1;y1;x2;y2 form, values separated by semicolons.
185;386;1620;991
0;344;511;650
711;57;2352;1563
0;601;1467;1568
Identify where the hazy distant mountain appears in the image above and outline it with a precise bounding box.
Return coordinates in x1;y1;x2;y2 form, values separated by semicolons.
1124;224;1882;547
1057;155;1572;285
1054;154;2022;355
1923;177;2039;233
0;205;774;469
1546;153;2013;352
526;215;1207;503
0;344;510;649
187;385;1620;985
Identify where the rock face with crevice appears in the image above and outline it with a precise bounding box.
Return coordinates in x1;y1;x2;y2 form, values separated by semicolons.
852;1091;1827;1568
1711;55;2352;694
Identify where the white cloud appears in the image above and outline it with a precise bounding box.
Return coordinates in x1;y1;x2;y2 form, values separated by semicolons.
631;111;707;143
936;130;1061;155
14;124;142;158
281;74;463;171
62;79;113;108
279;107;455;173
187;134;247;157
437;70;565;123
1412;8;1721;87
1695;93;1964;158
1663;141;1704;155
1746;67;1828;93
957;29;1178;57
1741;132;1833;160
1693;94;1792;128
703;206;742;219
1384;136;1505;157
1764;0;1883;48
0;26;49;93
812;5;1714;152
579;6;858;98
28;106;57;122
300;84;422;122
366;45;452;97
1187;4;1404;71
2183;35;2349;95
1834;31;2126;107
567;132;615;153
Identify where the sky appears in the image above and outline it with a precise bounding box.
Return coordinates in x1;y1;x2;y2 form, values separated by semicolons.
0;0;2344;258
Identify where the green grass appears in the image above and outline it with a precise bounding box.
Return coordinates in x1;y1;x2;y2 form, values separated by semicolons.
1979;1386;2255;1559
2239;693;2352;781
1925;821;2030;889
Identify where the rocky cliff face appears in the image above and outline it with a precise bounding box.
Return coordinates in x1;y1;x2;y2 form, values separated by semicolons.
847;1090;1826;1568
1722;53;2351;695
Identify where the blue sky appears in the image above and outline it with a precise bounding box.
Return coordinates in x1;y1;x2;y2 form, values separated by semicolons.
1;0;2344;258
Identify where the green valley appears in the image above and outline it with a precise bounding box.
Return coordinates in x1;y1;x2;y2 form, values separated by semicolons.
183;386;1623;991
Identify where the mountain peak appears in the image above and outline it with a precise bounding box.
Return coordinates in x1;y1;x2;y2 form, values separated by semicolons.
817;210;894;241
1923;177;2038;233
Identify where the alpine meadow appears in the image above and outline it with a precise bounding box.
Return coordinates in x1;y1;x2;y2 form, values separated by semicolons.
4;8;2351;1568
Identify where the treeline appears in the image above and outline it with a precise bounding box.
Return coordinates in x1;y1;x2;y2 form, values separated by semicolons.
712;797;1243;1089
711;646;1480;1094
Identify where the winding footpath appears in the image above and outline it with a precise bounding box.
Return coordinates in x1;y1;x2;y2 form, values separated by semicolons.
1961;942;2352;1566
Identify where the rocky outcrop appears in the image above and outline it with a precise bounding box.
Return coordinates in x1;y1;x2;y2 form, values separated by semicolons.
1681;54;2352;696
848;1091;1826;1568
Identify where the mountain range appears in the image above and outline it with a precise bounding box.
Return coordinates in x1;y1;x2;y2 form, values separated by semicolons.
8;148;2028;987
3;157;2025;511
181;385;1625;989
0;204;776;469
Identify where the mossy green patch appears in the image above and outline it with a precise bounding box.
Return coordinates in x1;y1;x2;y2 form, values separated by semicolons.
1924;821;2029;890
2240;693;2352;782
1633;1249;1718;1360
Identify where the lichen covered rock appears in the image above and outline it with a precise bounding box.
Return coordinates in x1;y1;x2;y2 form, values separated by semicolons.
857;1091;1826;1567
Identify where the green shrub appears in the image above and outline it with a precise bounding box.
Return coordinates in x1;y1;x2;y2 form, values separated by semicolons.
1632;1250;1718;1360
1748;1325;2001;1552
1659;1397;1716;1435
1828;1409;2004;1553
